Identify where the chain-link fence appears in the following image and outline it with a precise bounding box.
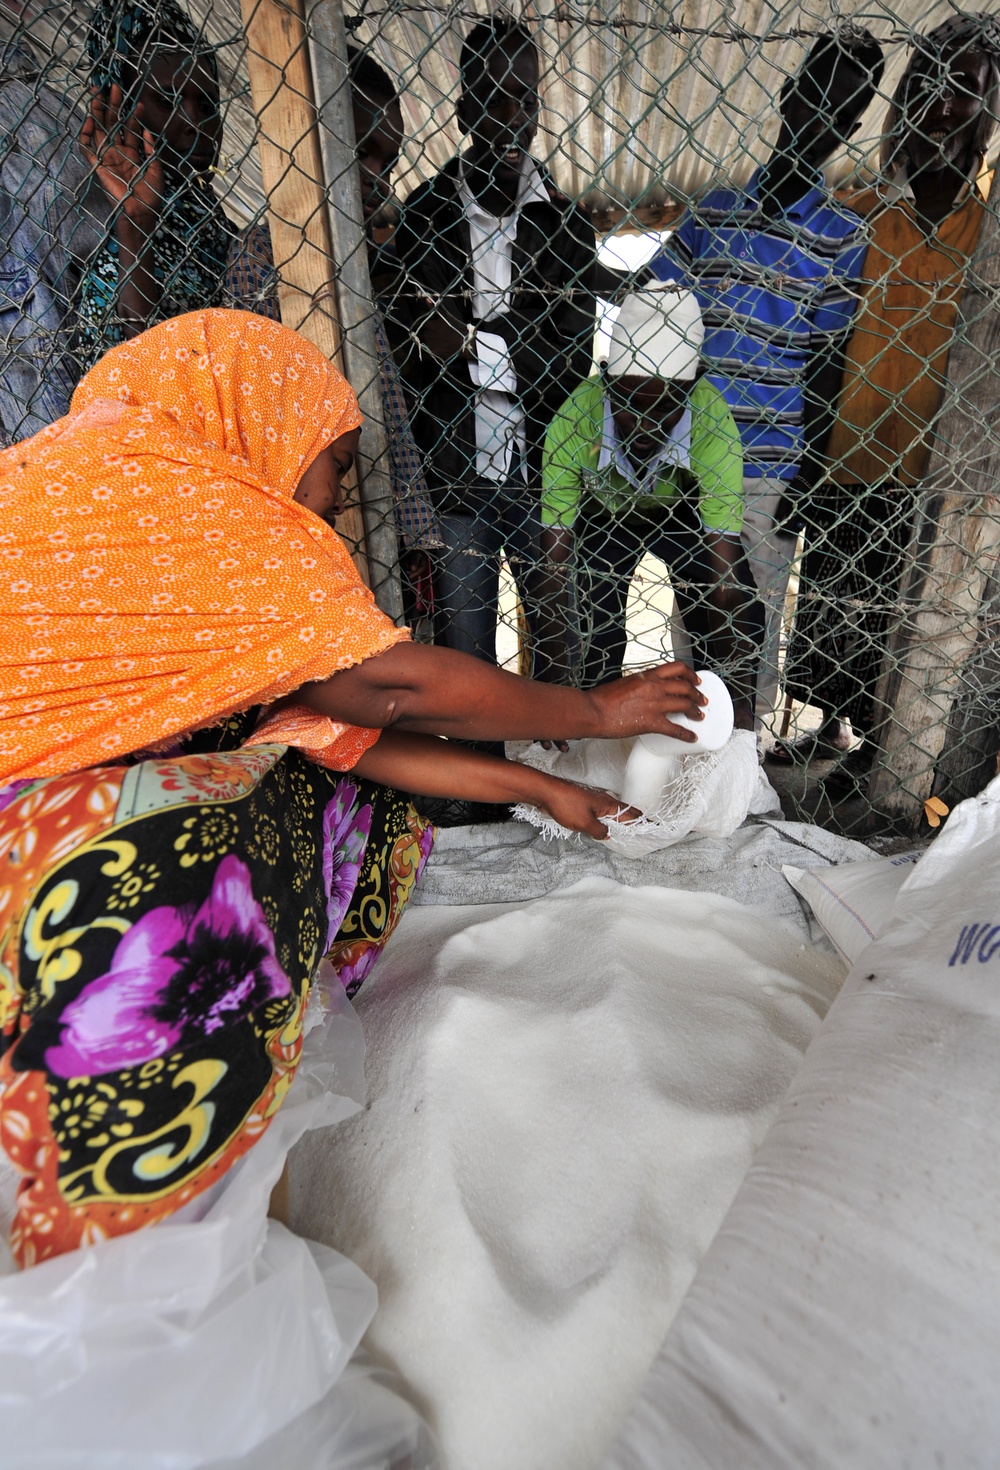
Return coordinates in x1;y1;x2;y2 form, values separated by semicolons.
3;0;999;836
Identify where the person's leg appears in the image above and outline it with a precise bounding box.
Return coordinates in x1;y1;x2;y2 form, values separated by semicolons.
647;508;715;673
496;474;544;676
819;482;915;794
429;501;515;784
661;515;761;674
624;501;701;670
739;476;800;726
577;512;645;687
326;777;435;997
433;502;503;664
399;547;436;643
772;482;858;764
836;482;913;741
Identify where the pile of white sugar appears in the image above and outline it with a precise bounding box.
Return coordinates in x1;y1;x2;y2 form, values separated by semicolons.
289;876;844;1470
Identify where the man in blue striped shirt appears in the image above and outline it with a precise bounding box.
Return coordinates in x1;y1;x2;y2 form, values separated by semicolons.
650;28;884;728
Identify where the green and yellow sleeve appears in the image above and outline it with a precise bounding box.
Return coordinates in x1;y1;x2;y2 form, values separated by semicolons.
690;378;744;535
541;380;598;530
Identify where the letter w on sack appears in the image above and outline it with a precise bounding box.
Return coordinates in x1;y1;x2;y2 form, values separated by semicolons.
948;923;1000;967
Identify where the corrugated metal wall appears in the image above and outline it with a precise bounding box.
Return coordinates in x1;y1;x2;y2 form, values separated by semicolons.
13;0;1000;221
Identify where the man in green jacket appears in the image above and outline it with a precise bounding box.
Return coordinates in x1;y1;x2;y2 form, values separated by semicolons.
537;284;757;727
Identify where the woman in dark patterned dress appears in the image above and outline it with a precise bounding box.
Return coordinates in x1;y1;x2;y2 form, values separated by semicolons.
0;308;704;1266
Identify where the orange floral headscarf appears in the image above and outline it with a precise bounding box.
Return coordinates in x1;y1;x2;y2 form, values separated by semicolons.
0;309;408;783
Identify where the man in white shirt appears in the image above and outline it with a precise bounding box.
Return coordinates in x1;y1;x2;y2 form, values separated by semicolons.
391;15;598;666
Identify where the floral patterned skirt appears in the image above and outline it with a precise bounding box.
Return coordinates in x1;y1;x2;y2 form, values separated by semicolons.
0;741;433;1268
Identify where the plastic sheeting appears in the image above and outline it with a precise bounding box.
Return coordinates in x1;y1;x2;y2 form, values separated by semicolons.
364;0;971;206
601;774;1000;1470
0;966;435;1470
410;813;875;920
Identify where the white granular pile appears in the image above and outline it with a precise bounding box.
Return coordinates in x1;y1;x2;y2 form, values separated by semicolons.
289;876;843;1470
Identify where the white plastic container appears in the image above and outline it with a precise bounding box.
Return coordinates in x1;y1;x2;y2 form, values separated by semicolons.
620;669;735;816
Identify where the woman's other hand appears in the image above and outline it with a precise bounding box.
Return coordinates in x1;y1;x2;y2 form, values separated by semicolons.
585;662;706;744
81;85;163;232
534;775;640;840
353;729;638;841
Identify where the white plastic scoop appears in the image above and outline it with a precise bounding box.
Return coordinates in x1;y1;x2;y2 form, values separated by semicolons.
619;669;735;816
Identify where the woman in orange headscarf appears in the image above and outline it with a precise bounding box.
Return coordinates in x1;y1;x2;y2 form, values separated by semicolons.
0;310;704;1267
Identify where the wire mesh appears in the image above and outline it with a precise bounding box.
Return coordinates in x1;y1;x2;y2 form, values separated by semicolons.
2;0;999;834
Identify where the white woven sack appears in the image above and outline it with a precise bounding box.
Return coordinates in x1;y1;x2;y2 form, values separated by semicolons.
509;730;773;856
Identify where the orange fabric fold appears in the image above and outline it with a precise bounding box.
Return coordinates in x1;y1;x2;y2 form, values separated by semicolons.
250;703;378;770
0;309;408;782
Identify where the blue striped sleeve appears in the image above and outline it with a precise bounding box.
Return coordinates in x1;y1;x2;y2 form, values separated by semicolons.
649;214;695;282
810;231;867;339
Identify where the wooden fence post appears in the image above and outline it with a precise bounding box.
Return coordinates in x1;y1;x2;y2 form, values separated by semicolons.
866;200;1000;830
238;0;369;581
307;0;404;621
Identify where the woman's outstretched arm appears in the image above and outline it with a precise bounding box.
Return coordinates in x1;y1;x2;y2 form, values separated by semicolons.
353;728;637;839
298;643;706;745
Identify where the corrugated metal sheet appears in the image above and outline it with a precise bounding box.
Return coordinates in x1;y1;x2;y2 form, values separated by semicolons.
355;0;1000;207
10;0;1000;219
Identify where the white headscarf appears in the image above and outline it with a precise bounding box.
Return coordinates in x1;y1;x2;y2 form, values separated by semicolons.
606;283;704;381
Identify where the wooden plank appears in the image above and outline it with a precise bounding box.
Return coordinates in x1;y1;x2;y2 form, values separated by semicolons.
866;196;1000;830
933;567;1000;806
307;0;403;621
238;0;369;578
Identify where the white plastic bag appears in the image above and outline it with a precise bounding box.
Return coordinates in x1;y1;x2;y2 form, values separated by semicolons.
208;1352;438;1470
0;965;435;1470
508;731;777;855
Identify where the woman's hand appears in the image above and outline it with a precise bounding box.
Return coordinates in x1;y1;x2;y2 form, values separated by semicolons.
533;774;640;840
585;662;706;743
302;644;706;747
81;85;163;232
352;727;637;840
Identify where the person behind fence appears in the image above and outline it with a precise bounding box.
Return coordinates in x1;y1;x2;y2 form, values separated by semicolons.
535;284;757;728
0;19;110;445
648;26;885;726
389;13;597;668
777;13;1000;796
0;306;706;1268
74;0;233;368
225;46;443;630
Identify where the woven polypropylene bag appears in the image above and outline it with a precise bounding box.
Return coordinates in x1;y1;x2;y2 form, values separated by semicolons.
509;731;776;856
